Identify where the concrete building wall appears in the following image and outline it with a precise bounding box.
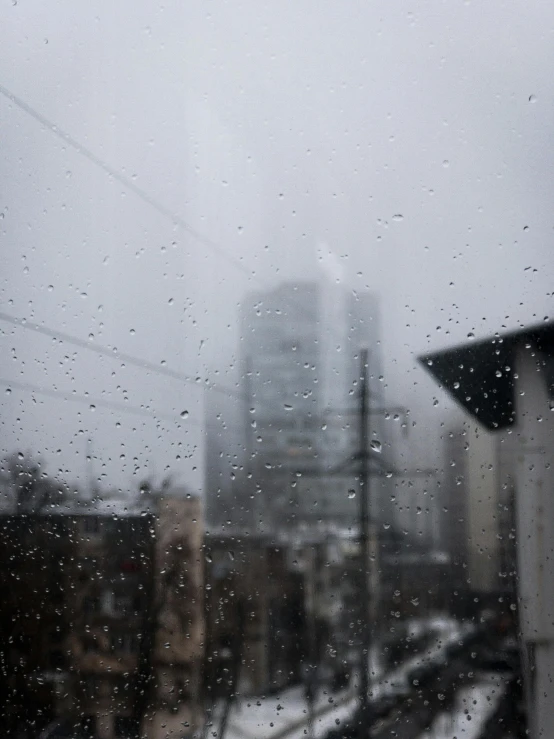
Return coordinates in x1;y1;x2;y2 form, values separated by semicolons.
465;422;501;594
512;345;554;739
147;493;204;739
441;427;469;566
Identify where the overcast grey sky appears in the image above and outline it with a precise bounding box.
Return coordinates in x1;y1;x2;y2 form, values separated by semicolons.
1;0;553;493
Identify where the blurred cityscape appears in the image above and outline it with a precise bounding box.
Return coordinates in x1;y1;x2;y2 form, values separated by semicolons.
2;278;551;739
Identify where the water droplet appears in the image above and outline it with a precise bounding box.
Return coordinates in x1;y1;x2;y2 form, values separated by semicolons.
442;159;450;168
348;490;356;499
284;404;293;411
370;439;382;453
529;94;537;103
180;410;189;419
392;214;404;222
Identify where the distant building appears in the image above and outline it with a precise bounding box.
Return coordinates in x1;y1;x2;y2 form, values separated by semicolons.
238;281;388;530
203;526;377;696
204;391;237;527
381;550;452;617
204;530;306;695
0;490;204;739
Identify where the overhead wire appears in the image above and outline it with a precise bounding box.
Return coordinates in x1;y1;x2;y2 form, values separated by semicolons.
0;83;253;280
0;311;324;420
0;378;239;434
0;83;319;326
0;310;370;438
0;84;354;425
0;311;246;403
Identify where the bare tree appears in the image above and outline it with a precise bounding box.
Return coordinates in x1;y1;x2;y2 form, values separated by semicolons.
3;453;69;512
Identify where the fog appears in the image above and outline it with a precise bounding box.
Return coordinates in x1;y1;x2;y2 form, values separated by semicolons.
1;0;553;492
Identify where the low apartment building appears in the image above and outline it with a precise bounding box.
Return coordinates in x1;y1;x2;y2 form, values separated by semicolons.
0;489;204;739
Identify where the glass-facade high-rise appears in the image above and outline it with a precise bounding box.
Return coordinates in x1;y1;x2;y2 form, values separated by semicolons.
240;280;388;529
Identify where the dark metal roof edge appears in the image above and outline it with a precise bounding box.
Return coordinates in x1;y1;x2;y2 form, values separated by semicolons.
417;321;554;431
418;320;554;365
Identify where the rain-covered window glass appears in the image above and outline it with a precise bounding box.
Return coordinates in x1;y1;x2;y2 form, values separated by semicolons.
1;2;552;738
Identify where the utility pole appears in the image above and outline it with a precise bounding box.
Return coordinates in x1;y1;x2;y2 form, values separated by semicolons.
358;348;372;736
244;355;257;531
86;437;97;501
304;545;317;739
297;359;418;738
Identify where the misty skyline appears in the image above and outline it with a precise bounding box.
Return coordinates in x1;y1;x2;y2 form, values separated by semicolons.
1;0;553;493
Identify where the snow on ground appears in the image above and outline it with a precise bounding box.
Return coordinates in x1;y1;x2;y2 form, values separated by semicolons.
215;681;349;739
216;616;464;739
369;618;473;702
418;672;507;739
285;693;359;739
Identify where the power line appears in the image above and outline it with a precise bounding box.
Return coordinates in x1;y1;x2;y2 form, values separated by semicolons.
0;311;245;404
0;83;320;326
0;377;237;434
0;83;253;280
0;84;331;332
0;86;370;420
0;311;324;419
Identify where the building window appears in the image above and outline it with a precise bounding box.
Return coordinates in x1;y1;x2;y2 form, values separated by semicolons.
49;649;65;668
83;596;100;614
49;627;64;644
114;716;135;738
82;517;101;535
80;715;96;738
113;593;133;616
111;633;139;654
82;676;100;699
83;636;99;654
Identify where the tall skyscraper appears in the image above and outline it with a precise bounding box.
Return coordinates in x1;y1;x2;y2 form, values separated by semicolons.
239;280;387;529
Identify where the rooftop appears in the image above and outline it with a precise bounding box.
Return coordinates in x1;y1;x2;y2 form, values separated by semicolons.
419;321;554;430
